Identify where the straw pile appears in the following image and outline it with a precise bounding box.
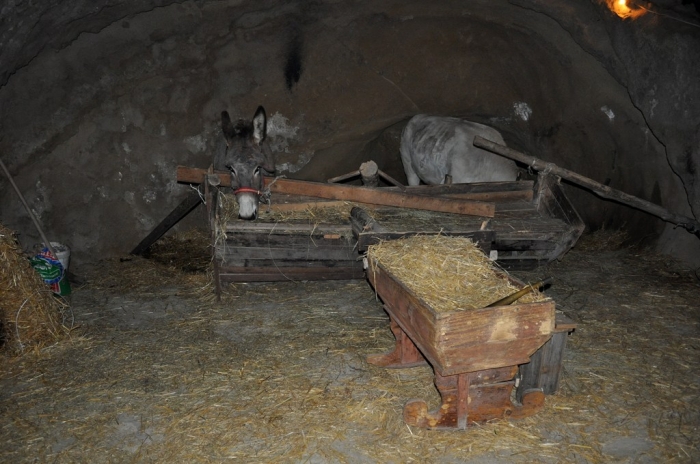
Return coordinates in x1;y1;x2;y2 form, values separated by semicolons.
367;235;547;312
0;223;67;355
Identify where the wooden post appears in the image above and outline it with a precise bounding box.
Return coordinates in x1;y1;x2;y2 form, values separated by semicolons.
474;136;700;236
204;167;222;300
1;158;57;258
359;160;379;187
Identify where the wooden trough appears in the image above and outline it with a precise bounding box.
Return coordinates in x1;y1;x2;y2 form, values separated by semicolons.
365;255;566;430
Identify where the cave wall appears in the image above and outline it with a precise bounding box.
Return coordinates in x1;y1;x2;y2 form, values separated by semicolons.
0;0;699;268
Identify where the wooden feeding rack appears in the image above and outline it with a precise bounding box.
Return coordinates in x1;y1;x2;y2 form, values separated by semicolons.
352;172;585;270
175;166;498;291
364;249;563;430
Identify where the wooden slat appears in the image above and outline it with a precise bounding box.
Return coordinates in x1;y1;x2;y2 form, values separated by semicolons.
217;246;358;261
221;258;361;268
221;233;356;248
494;239;557;251
130;188;203;255
389;180;534;198
225;222;352;234
219;265;364;282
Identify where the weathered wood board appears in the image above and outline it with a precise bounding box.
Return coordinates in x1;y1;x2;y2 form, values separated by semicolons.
517;312;576;400
176;166;496;217
365;259;555;376
217;221;364;282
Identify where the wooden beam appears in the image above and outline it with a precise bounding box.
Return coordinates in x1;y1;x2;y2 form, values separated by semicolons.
474;136;700;236
130;188;203;255
177;166;495;217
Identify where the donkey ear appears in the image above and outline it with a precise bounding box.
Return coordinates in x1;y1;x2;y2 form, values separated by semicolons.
252;106;267;145
261;143;276;174
221;111;235;146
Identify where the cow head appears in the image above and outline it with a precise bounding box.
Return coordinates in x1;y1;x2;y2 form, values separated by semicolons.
221;106;275;219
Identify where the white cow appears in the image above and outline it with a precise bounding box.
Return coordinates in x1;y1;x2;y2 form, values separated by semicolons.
400;114;518;186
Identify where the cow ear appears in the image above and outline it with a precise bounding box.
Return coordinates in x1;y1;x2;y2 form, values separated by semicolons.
252;106;266;145
221;111;235;146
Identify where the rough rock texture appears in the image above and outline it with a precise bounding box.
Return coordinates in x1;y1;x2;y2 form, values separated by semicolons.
0;0;699;268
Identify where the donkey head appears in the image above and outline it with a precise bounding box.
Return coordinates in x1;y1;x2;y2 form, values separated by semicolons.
220;106;275;219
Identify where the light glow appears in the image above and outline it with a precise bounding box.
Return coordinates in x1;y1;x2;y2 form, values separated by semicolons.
605;0;646;19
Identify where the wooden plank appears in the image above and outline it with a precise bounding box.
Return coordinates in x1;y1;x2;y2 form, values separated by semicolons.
389;180;534;198
267;178;495;217
554;312;577;332
217;245;358;261
517;330;569;398
495;258;549;271
221;258;362;268
222;233;356;248
494;239;557;251
225;222;352;234
219;265;364;282
178;166;531;196
130;188;203;255
494;201;538;213
177;166;495;217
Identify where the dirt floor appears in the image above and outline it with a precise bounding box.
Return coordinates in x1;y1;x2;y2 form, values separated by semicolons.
1;232;699;463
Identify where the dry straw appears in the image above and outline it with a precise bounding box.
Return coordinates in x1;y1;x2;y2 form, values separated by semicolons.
217;191;358;225
367;235;547;312
0;223;68;355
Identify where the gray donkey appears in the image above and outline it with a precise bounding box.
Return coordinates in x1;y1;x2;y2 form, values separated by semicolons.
215;106;275;219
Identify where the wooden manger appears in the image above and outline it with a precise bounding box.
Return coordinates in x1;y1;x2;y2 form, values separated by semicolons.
174;167;582;291
176;166;498;289
352;172;585;270
366;261;555;429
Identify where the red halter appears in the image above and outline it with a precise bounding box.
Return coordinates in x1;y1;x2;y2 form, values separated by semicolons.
233;186;262;196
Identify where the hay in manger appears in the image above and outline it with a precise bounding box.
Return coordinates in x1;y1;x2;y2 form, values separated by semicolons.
209;191;365;283
366;235;548;313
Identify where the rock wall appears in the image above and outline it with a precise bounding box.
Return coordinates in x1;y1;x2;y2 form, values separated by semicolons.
0;0;699;268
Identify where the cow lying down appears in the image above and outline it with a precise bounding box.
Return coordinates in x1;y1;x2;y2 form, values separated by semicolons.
400;114;518;186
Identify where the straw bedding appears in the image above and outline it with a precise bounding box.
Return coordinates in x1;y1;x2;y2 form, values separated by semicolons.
0;230;698;463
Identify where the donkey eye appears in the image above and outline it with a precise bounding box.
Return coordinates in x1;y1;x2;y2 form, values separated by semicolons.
254;166;261;176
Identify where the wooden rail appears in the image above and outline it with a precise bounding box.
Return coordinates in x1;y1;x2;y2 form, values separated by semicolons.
176;166;496;217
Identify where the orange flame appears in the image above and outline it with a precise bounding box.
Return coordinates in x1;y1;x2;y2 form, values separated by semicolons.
605;0;647;19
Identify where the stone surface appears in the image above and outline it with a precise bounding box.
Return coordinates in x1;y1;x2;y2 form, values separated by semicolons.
0;0;699;268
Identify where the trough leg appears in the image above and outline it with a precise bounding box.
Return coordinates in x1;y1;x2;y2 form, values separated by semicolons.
366;311;428;368
403;366;546;430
